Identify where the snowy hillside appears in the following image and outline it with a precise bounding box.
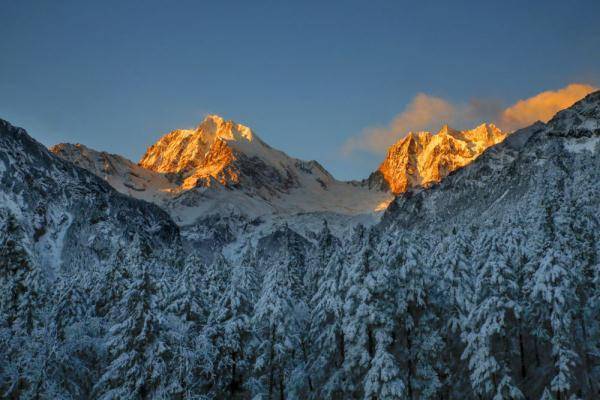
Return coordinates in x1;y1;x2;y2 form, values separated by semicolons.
49;142;180;204
0;119;181;273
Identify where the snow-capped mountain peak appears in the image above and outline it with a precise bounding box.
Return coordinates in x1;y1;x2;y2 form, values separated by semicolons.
49;142;178;203
367;122;507;194
138;114;303;192
139;114;268;176
198;114;256;142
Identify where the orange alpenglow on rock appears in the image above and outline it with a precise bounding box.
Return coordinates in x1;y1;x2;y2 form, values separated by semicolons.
139;115;260;190
368;123;506;194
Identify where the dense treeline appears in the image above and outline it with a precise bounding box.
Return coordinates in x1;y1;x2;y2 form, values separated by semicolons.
1;189;599;400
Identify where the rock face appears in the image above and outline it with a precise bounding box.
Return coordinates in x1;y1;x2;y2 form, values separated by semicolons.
368;123;507;193
140;115;252;174
139;115;299;193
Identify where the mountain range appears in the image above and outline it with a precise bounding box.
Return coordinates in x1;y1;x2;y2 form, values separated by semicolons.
49;114;508;234
1;91;599;399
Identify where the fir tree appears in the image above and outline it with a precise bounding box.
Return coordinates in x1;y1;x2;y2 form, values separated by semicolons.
391;236;442;399
0;211;48;398
462;234;523;399
165;255;208;398
252;257;303;400
93;262;173;399
309;242;346;399
342;226;404;398
204;248;258;398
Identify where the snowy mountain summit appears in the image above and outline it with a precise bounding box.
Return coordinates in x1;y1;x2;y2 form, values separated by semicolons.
368;123;507;193
139;114;298;191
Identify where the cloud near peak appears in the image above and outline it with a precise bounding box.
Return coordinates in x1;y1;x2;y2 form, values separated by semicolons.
343;83;597;155
342;94;455;155
498;83;597;132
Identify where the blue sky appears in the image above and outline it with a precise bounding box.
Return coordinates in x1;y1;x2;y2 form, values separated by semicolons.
1;0;599;180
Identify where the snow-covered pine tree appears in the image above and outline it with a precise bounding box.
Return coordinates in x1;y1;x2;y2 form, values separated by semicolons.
204;246;258;398
16;279;97;400
202;253;231;318
530;244;578;399
430;227;474;397
389;235;442;399
363;240;405;400
462;232;523;399
435;228;474;334
363;329;405;400
93;254;131;320
308;238;347;399
251;255;303;400
499;214;538;388
527;199;582;399
7;312;66;399
281;224;313;399
339;224;372;397
93;261;173;399
342;225;404;399
305;220;337;301
0;211;37;330
0;210;49;398
557;196;599;397
165;253;209;398
48;274;98;397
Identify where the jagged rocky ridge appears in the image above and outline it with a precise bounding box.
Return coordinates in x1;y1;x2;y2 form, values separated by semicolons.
0;91;599;399
49;115;508;261
367;123;507;193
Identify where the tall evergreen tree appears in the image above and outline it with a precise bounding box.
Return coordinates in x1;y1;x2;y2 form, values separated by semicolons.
252;256;303;400
204;248;258;398
165;254;209;398
309;241;347;399
390;236;442;399
93;262;173;399
0;211;48;398
305;220;336;301
342;226;404;399
202;253;231;317
530;245;578;399
462;234;523;399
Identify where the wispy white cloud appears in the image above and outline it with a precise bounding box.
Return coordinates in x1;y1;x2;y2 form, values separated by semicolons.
343;83;598;155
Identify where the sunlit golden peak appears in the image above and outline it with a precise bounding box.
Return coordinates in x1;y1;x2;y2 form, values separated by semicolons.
195;114;255;143
374;122;507;194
